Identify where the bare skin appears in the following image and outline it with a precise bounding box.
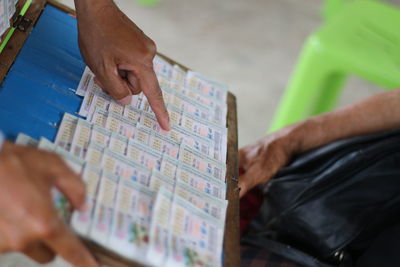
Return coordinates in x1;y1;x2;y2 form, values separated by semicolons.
75;0;170;131
239;89;400;198
0;142;98;266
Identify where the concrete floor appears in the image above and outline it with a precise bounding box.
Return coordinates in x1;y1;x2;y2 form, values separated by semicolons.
0;0;395;266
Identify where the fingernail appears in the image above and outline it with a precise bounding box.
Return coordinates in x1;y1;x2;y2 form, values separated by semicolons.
117;95;132;105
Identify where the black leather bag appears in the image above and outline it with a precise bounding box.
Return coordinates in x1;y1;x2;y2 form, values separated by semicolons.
241;129;400;267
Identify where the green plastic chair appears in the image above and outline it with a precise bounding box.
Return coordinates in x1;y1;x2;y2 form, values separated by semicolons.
322;0;351;19
136;0;159;6
269;0;400;133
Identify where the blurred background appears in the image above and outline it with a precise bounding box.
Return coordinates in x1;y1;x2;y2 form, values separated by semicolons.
60;0;396;147
0;0;400;266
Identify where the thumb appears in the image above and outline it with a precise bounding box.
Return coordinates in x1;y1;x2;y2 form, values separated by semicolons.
238;163;271;198
99;67;132;105
238;171;254;198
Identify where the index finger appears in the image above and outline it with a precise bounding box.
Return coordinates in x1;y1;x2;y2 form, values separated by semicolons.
136;67;170;131
44;219;98;267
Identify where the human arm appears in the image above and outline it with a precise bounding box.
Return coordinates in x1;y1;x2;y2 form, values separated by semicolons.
0;142;98;267
74;0;170;130
239;89;400;197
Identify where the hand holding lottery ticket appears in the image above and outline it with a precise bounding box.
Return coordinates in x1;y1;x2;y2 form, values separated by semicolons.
0;142;98;267
74;0;170;131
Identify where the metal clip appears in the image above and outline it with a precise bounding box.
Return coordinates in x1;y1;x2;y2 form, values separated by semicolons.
334;251;344;261
13;15;32;32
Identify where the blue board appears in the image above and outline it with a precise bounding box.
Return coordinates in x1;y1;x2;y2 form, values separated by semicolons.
0;5;85;141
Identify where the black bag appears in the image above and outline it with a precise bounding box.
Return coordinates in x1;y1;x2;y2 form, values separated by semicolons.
241;129;400;267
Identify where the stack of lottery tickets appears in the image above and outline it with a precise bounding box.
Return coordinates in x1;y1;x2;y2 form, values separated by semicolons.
16;55;229;267
0;0;17;38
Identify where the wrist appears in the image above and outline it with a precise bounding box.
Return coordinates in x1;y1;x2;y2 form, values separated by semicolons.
287;112;340;154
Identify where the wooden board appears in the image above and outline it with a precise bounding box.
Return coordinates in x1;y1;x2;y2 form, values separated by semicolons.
0;1;240;266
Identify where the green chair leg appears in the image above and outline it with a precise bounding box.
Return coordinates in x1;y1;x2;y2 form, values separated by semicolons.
309;72;347;116
268;37;346;133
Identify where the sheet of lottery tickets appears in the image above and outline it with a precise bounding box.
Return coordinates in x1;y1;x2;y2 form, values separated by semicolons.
16;55;231;267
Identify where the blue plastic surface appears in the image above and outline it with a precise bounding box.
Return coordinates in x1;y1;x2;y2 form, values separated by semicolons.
0;5;85;141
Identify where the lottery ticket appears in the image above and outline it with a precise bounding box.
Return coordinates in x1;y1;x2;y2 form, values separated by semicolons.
109;179;155;261
179;144;226;181
175;164;226;199
146;187;173;266
139;112;161;130
37;137;56;152
153;55;172;78
76;67;94;96
6;0;14;20
130;93;145;109
89;171;119;246
71;165;102;236
137;97;151;113
90;125;111;148
147;128;180;159
166;87;224;125
0;0;10;37
171;126;213;154
165;196;224;267
126;139;162;170
134;125;151;145
108;101;124;116
163;88;175;105
169;99;213;125
167;105;183;126
54;113;78;151
85;90;113;121
157;73;171;89
170;81;186;95
105;111;137;139
85;142;104;166
90;107;108;128
141;120;214;159
182;133;214;160
185;71;228;103
145;110;223;149
102;149;151;185
79;82;110;118
180;113;227;141
178;87;227;125
171;65;186;85
70;119;92;159
134;125;185;160
159;155;179;180
174;182;227;222
122;105;142;123
15;133;38;147
139;112;210;148
148;170;175;193
108;132;128;155
180;114;227;161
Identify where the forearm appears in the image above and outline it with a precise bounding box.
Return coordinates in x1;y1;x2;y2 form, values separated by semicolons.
74;0;114;17
289;89;400;153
